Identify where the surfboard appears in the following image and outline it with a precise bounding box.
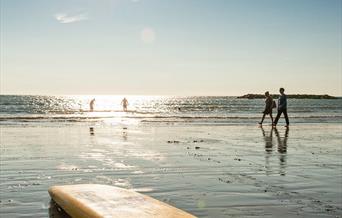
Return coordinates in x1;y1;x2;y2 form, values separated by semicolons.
48;184;196;218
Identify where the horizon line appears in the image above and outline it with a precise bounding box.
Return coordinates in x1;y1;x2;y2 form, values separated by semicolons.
0;93;340;97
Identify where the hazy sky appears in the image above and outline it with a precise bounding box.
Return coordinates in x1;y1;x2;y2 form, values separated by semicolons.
1;0;341;95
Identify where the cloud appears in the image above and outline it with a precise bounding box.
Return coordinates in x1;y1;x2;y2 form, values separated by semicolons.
54;13;88;24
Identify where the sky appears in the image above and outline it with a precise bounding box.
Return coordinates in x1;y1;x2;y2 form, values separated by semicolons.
0;0;341;96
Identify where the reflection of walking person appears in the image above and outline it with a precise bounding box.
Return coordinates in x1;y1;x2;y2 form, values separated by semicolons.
260;126;274;176
89;98;95;111
274;127;289;154
89;127;95;136
261;126;273;153
259;91;274;125
273;88;289;127
261;126;289;176
121;98;129;112
274;127;289;176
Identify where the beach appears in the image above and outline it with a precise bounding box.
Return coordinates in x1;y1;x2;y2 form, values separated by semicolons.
1;112;341;217
1;123;342;217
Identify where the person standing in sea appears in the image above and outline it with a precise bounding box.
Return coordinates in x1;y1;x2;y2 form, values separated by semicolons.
89;98;95;112
259;91;274;125
273;88;289;127
121;97;129;112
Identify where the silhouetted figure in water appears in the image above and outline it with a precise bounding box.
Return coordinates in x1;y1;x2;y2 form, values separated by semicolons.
273;88;289;127
121;98;129;112
259;91;274;125
89;98;95;111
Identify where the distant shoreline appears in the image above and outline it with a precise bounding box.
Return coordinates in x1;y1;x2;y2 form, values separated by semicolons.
237;94;338;99
0;94;340;99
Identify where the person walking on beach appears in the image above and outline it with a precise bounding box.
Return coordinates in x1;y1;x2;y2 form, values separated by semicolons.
259;91;274;125
273;88;289;127
121;97;129;112
89;98;95;111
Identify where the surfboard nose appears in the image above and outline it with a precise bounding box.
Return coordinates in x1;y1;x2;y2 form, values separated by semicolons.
48;184;197;218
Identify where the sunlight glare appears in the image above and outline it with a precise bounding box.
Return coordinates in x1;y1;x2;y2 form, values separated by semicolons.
141;28;156;44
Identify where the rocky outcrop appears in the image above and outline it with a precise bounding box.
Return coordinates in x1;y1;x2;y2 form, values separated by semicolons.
237;94;338;99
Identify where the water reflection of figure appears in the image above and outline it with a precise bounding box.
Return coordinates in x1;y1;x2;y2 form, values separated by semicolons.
261;126;274;175
89;127;95;136
89;98;95;111
261;126;289;176
122;127;128;140
274;127;289;176
121;98;129;112
122;131;128;140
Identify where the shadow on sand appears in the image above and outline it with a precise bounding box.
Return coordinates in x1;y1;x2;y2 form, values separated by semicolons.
49;200;71;218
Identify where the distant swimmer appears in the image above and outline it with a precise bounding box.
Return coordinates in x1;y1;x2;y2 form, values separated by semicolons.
89;98;95;111
259;91;274;125
273;88;290;127
121;98;129;112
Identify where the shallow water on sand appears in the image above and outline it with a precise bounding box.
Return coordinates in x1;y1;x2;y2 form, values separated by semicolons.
0;121;341;217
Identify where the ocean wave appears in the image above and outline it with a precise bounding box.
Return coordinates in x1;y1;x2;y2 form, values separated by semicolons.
1;114;341;122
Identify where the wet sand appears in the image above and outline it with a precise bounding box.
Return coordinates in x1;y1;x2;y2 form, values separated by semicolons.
0;122;341;217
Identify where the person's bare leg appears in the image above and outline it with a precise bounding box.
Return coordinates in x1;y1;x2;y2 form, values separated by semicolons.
273;110;282;126
259;114;266;125
283;109;289;127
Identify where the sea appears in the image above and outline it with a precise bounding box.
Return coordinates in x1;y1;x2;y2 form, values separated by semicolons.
1;95;342;217
1;95;341;125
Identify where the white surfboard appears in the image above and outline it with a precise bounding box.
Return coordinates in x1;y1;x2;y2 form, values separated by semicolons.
48;184;196;218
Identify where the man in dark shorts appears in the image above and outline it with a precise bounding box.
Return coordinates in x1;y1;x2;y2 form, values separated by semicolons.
273;88;289;127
